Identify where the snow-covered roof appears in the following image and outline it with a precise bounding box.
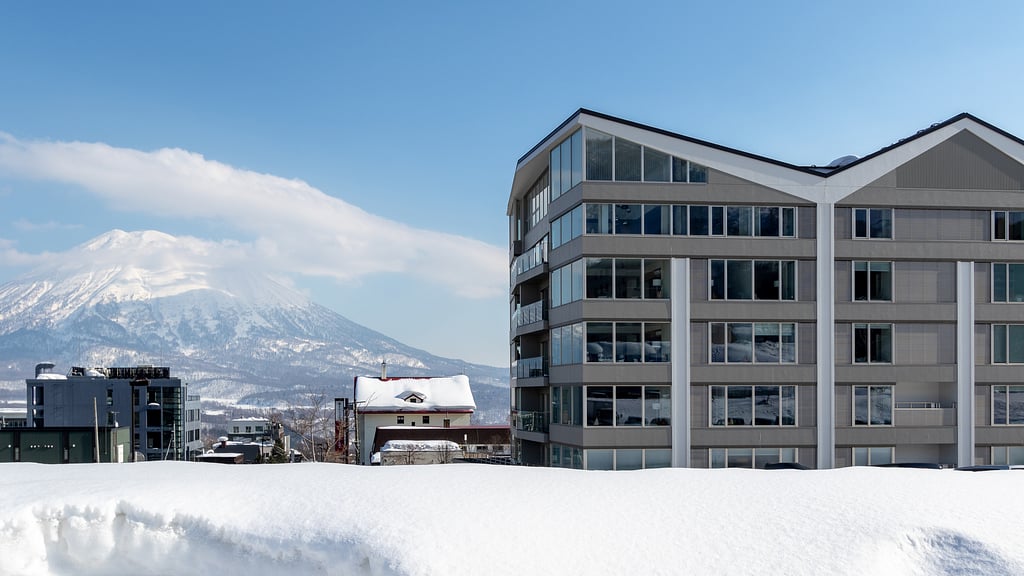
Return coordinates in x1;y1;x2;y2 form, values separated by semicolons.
381;440;461;452
354;375;475;412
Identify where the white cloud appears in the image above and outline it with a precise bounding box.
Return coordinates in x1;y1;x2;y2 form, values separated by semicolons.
0;133;507;298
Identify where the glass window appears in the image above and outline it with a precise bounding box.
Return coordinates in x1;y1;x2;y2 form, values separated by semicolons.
672;157;688;183
586;258;613;299
644;205;670;235
711;387;798;428
854;385;893;425
616;322;642;362
781;260;796;300
561;136;571;197
644;148;670;182
757;207;780;237
727;260;753;299
710;259;725;300
854;324;892;363
586;386;614;426
672;206;688;235
711;323;796;364
727;386;752;425
586;203;613;234
853;208;892;239
992;263;1024;302
644;323;670;362
586;129;613;181
854;447;894;466
586;449;614;470
570;131;583;188
616;449;643;470
690;205;709;235
754;260;779;300
550;147;561;201
995;383;1024;424
586;322;613;362
689;162;708;183
615;387;643;426
614;204;641;234
993;211;1024;241
615;259;642;299
711;206;724;235
644;259;669;299
854;261;892;301
645;387;671;425
727;322;753;363
614;138;641;181
727;206;752;236
995;211;1007;240
645;449;672;468
782;207;796;237
992;324;1024;363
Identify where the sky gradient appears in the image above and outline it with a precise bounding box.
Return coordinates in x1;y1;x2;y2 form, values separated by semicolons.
1;1;1022;366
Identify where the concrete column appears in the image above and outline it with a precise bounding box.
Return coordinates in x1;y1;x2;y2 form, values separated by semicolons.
956;261;976;467
816;202;836;469
671;258;691;467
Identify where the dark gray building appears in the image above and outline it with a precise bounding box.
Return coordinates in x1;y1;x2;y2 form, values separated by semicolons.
27;363;202;461
508;109;1024;470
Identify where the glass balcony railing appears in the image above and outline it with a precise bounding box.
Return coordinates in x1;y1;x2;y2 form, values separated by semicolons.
511;300;546;328
513;410;549;434
510;237;548;284
512;356;548;379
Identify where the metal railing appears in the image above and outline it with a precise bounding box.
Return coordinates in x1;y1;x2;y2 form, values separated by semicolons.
510;237;548;283
895;402;955;410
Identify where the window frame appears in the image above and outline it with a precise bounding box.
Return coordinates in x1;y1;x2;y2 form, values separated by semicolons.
852;261;893;302
709;385;798;427
991;263;1024;303
853;323;894;364
852;385;893;426
852;207;893;239
992;210;1024;241
992;385;1024;425
709;259;798;301
853;447;894;466
583;384;672;428
709;322;797;364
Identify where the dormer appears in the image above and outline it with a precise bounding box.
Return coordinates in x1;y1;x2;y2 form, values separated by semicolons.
399;391;426;404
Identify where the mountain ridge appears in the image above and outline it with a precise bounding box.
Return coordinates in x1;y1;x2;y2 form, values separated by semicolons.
0;230;509;423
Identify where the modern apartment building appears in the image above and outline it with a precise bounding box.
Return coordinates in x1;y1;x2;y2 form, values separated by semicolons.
26;363;203;461
507;109;1024;470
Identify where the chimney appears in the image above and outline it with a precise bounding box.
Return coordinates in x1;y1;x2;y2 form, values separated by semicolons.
381;360;387;379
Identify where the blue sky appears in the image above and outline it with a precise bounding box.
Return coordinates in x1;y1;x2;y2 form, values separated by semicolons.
1;1;1022;367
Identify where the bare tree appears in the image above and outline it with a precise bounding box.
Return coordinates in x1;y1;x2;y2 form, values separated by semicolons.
284;389;335;462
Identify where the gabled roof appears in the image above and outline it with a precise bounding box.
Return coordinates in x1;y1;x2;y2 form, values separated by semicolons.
510;109;1024;210
354;375;476;413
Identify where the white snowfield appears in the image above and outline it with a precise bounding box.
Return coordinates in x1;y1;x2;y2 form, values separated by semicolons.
1;462;1022;576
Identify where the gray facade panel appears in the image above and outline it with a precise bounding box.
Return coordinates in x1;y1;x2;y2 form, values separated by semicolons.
897;323;956;365
834;261;851;302
894;131;1024;191
799;385;817;427
836;240;1024;262
975;365;1024;383
976;305;1024;323
895;261;956;303
690;259;708;301
835;365;957;383
690;427;817;447
576;300;672;322
975;262;990;305
690;385;708;428
834;324;852;364
975;427;1024;445
974;324;990;365
835;385;852;427
550;426;671;448
798;206;816;239
798;322;817;364
580;364;672;384
692;302;816;322
835;427;956;445
835;303;956;323
691;323;708;365
893;209;987;242
690;365;817;383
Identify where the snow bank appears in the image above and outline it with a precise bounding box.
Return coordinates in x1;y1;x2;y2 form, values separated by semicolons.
0;462;1022;575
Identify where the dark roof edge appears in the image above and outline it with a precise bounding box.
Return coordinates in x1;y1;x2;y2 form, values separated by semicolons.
818;112;1023;175
517;110;1024;180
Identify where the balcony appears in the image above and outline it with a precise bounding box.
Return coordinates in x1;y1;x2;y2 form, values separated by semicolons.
894;402;956;427
513;356;548;379
513;410;549;434
512;300;546;329
510;237;548;284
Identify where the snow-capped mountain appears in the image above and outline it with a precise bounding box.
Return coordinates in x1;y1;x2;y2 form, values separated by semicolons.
0;230;509;422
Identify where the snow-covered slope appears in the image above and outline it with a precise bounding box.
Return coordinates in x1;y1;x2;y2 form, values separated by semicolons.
0;230;507;420
2;462;1023;576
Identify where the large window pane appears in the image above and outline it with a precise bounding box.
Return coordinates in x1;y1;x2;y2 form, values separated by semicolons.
550;268;562;308
616;322;642;362
871;385;892;425
615;138;641;181
572;260;584;303
645;386;671;425
586;203;613;234
727;387;752;426
645;449;672;468
727;323;753;363
586;449;614;470
870;209;892;238
644;148;670;182
711;206;724;235
757;207;780;237
994;385;1007;424
615;259;642;299
710;386;726;426
586;130;612;180
587;386;614;426
587;322;613;363
1010;325;1024;363
710;323;726;363
994;263;1007;302
755;448;780;469
754;386;780;425
781;261;796;300
644;323;670;362
1011;211;1024;241
854;385;869;425
710;260;725;300
870;447;893;465
727;260;752;300
728;449;753;469
615;204;641;234
1010;264;1024;302
690;205;709;235
780;323;796;363
754;260;779;300
995;211;1007;240
854;261;868;301
854;209;868;238
782;207;795;237
780;386;796;426
689;162;708;183
1010;387;1024;425
570;130;583;188
616;386;643;426
644;205;670;235
854;324;868;363
672;157;688;182
754;323;780;362
560;137;572;196
994;324;1007;363
727;206;752;236
617;449;643;470
871;325;892;363
644;259;669;299
672;206;687;235
586;258;613;299
871;262;892;301
550;147;561;200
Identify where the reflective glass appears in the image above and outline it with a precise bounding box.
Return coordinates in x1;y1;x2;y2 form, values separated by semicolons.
755;448;780;469
645;386;671;425
757;207;779;237
644;323;670;362
585;130;613;181
710;448;726;468
727;206;752;236
586;203;613;234
571;260;584;303
782;207;796;237
870;325;892;363
617;449;643;470
586;449;614;470
614;204;642;234
727;260;753;300
993;325;1007;363
690;205;709;235
645;449;672;468
616;322;642;362
710;260;725;300
780;323;796;363
614;138;641;181
710;323;726;363
728;323;753;362
870;447;892;465
1010;325;1024;363
615;259;642;299
586;258;613;299
754;260;779;300
871;385;892;425
689;162;708;183
586;322;613;363
711;206;724;235
672;206;688;235
1012;211;1024;240
586;387;614;426
570;130;583;188
671;157;688;182
870;209;892;238
710;386;726;425
994;263;1007;302
727;386;752;425
854;386;868;425
854;208;868;238
560;137;571;196
727;448;752;468
643;148;670;182
1010;264;1024;302
781;261;796;300
754;323;780;362
644;259;669;299
644;205;670;235
995;211;1007;240
754;386;779;425
781;386;796;425
994;385;1007;424
616;387;643;426
550;147;561;200
870;262;892;301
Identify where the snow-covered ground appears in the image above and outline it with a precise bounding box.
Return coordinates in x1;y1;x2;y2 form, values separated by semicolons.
1;462;1022;575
